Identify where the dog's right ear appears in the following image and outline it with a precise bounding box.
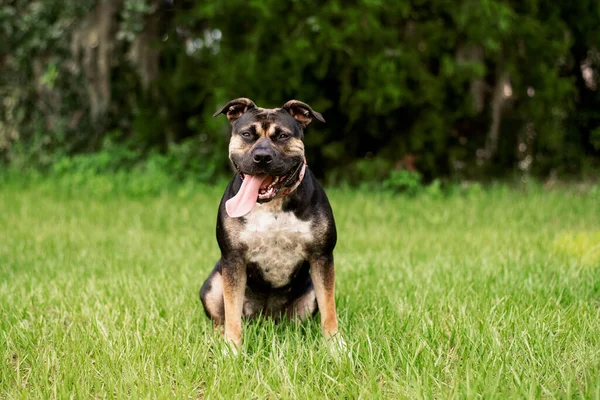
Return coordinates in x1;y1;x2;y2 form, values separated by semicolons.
213;98;257;123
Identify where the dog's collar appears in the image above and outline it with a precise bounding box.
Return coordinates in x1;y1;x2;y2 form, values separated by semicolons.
280;158;307;197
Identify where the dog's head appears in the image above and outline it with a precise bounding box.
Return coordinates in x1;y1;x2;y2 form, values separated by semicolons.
214;98;325;204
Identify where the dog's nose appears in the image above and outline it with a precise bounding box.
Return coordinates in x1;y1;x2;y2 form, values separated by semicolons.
253;150;273;164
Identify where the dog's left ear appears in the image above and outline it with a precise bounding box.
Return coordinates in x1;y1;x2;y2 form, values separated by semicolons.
282;100;326;128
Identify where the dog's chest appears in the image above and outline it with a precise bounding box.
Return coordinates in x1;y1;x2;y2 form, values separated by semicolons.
239;204;313;288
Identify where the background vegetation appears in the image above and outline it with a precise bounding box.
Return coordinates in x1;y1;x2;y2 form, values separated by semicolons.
2;0;599;184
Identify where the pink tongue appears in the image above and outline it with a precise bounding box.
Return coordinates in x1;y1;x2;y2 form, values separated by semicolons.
226;174;268;218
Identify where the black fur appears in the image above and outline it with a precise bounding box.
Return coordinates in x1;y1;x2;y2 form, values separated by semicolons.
200;99;335;323
199;168;336;319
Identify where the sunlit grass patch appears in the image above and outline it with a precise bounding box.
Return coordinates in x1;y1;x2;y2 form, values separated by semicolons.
553;231;600;266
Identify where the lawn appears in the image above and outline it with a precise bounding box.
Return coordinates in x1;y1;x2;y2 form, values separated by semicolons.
1;178;600;398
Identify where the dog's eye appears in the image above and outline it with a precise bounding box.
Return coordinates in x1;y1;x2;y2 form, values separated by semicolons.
240;131;252;138
277;133;289;140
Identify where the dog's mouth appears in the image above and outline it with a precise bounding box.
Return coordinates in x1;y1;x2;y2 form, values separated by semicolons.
238;172;289;201
225;163;303;218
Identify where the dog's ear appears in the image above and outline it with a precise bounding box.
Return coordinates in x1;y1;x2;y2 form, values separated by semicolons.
213;98;257;123
282;100;325;128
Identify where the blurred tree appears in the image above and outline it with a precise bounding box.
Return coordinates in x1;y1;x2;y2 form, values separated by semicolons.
1;0;598;181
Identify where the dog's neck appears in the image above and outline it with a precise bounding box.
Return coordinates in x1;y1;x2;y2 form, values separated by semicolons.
280;158;307;197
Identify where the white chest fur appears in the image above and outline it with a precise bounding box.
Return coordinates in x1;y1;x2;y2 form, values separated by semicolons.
239;202;313;288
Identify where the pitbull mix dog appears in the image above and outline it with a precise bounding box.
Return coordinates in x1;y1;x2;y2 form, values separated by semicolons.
199;98;339;349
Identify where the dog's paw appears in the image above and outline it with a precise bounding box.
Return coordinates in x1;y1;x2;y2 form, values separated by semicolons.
328;332;346;350
221;342;240;357
327;333;353;362
222;337;242;357
208;338;240;368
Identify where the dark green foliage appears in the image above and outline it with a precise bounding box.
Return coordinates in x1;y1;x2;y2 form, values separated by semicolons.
383;170;424;195
1;0;599;182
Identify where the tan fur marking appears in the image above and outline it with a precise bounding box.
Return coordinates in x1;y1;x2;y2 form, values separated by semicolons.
204;272;224;325
253;122;267;137
223;214;243;239
222;262;246;348
265;124;293;137
228;135;246;153
309;258;338;338
284;138;305;156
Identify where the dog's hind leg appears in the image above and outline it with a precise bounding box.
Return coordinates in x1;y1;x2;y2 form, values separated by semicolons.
200;261;225;328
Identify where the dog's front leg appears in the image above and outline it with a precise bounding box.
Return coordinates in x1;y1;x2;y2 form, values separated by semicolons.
221;257;247;350
309;255;338;339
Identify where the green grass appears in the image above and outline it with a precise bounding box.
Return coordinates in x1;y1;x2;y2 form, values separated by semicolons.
1;178;600;398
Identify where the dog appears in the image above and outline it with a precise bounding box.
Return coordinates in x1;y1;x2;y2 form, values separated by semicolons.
200;98;339;350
